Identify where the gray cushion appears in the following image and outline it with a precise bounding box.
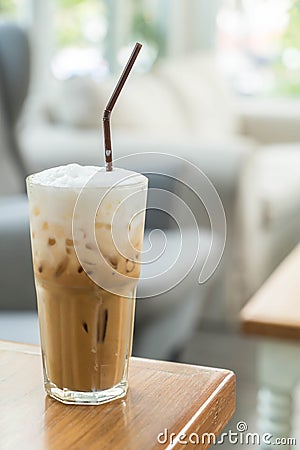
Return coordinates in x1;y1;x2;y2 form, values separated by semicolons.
0;88;25;194
0;23;30;125
0;23;30;194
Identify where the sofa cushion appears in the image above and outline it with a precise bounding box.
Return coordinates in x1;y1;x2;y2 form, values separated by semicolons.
239;143;300;297
46;73;186;135
26;52;241;143
45;77;102;129
253;144;300;227
97;74;187;134
155;53;240;140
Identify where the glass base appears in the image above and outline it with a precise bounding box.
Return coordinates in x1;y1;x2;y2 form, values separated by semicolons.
45;380;128;405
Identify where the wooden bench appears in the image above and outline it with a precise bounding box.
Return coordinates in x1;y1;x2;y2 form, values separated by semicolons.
240;244;300;448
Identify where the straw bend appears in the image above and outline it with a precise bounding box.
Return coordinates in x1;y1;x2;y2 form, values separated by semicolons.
103;109;111;120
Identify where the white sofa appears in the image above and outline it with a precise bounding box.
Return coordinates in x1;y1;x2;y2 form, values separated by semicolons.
2;29;299;359
16;53;300;324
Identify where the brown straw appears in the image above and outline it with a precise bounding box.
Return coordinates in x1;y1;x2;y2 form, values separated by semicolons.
103;42;142;171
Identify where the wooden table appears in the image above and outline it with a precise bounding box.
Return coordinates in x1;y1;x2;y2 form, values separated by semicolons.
240;244;300;448
0;340;235;450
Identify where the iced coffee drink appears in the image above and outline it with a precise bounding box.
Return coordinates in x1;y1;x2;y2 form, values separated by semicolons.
27;164;148;404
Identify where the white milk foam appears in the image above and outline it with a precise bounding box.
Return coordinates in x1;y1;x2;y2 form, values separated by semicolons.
29;164;146;188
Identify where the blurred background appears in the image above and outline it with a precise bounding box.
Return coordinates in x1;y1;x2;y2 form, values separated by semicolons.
1;0;300;446
1;0;300;93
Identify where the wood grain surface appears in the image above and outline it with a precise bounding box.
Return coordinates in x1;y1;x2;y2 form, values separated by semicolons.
240;244;300;341
0;340;235;450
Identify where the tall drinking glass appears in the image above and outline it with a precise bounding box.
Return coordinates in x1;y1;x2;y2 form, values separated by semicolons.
27;164;148;405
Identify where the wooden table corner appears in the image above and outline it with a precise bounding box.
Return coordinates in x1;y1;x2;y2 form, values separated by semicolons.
0;340;235;449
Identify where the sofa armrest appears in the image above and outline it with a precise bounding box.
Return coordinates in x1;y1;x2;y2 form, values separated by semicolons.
0;195;36;310
237;98;300;144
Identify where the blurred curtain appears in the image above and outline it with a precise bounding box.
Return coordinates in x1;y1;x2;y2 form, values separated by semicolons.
105;0;133;73
164;0;222;57
30;0;53;92
105;0;222;70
